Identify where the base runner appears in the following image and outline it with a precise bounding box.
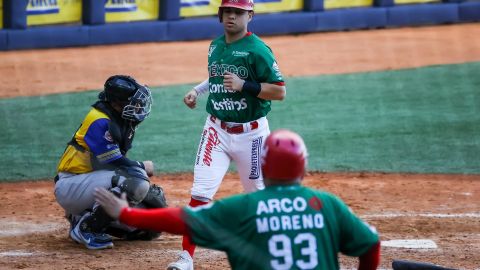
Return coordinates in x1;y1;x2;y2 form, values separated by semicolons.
176;0;287;268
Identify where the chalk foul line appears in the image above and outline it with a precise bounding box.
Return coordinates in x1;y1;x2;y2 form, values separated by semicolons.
362;213;480;219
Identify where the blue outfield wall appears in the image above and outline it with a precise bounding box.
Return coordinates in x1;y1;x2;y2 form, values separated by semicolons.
386;3;459;27
315;8;388;31
88;21;168;46
1;0;480;51
168;17;224;41
249;12;318;35
459;1;480;21
0;31;7;49
7;26;90;50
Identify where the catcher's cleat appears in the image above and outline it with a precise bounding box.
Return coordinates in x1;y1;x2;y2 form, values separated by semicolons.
167;250;194;270
70;213;113;250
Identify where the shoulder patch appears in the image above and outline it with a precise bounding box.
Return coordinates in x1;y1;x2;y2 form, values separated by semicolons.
208;45;217;57
104;130;114;142
272;61;283;79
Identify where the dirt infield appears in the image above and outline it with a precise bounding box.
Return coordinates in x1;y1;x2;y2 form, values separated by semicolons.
1;173;479;269
1;23;480;269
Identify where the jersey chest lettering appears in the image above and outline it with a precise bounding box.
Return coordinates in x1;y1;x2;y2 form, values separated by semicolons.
208;63;249;79
257;197;307;215
210;98;247;111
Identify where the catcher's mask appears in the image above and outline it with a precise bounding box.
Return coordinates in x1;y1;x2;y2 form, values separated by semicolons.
261;129;308;181
101;75;152;122
218;0;254;22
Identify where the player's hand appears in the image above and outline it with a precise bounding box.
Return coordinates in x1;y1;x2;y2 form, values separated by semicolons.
94;188;128;220
223;71;244;92
184;89;198;109
143;160;154;176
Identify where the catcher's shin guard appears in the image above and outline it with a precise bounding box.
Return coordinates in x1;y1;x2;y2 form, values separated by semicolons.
81;203;115;234
111;168;150;205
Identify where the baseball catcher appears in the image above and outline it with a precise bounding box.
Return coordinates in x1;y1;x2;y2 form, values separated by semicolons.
54;75;167;249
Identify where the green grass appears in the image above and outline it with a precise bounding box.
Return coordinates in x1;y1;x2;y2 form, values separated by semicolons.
1;62;479;181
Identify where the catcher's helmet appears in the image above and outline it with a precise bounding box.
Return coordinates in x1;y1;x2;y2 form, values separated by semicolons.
262;129;308;181
218;0;254;22
102;75;152;122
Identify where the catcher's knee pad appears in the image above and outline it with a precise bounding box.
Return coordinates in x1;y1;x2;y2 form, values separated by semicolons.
112;167;150;204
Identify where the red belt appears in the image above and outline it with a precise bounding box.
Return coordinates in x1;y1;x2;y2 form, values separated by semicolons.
210;115;259;134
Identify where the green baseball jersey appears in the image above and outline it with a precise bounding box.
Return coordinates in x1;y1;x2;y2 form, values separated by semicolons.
184;184;379;270
206;33;284;123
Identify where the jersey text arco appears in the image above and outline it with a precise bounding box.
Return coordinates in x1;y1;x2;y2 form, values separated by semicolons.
255;197;325;233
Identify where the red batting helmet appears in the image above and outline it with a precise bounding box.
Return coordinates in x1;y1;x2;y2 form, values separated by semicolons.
262;129;308;181
218;0;254;22
220;0;254;11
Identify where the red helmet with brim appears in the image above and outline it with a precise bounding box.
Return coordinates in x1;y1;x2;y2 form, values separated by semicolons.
261;129;308;181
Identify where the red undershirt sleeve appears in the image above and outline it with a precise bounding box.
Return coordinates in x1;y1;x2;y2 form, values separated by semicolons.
119;207;189;236
358;241;381;270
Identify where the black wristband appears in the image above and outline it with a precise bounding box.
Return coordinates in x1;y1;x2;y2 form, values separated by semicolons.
242;81;261;97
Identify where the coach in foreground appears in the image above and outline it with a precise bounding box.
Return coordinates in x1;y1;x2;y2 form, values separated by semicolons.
95;129;381;269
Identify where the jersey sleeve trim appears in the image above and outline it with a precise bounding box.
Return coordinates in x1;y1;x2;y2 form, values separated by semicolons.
96;148;122;163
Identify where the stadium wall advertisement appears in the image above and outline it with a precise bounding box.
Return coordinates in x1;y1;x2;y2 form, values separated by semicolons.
324;0;373;10
26;0;82;26
395;0;439;4
180;0;303;17
105;0;159;23
0;0;479;50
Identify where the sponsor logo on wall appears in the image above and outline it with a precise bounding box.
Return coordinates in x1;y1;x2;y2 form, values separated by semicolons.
105;0;138;12
27;0;60;15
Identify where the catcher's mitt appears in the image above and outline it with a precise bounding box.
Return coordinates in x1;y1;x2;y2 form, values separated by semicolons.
105;183;167;241
142;184;168;208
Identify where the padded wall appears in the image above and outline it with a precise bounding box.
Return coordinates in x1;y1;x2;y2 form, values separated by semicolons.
459;1;480;22
7;25;89;50
167;17;223;41
250;12;318;35
89;21;168;45
0;31;7;50
387;3;459;26
316;8;388;31
1;1;478;51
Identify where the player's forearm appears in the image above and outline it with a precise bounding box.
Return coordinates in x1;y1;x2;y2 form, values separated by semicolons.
257;83;286;100
194;78;209;96
109;156;144;169
358;241;381;270
119;207;189;235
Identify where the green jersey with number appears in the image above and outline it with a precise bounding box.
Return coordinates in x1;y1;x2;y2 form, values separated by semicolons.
206;33;284;123
184;184;379;270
